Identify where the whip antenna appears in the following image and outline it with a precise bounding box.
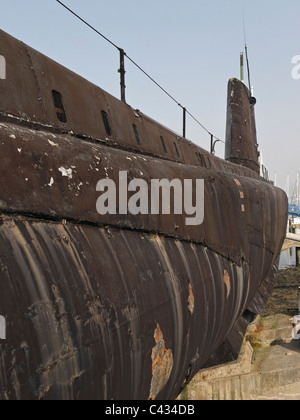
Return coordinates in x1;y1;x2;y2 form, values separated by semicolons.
243;9;256;105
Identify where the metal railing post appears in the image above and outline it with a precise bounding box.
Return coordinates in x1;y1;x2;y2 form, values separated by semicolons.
183;107;186;139
211;135;221;155
118;48;126;103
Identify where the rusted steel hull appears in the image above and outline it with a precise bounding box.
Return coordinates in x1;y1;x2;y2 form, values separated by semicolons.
0;30;288;400
0;217;260;400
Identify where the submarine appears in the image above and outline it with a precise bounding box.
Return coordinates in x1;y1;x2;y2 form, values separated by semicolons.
0;30;288;400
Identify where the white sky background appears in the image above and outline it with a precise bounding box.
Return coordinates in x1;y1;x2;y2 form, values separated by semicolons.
1;0;299;192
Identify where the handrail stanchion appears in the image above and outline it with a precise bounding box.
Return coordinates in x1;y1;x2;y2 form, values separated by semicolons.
183;107;186;139
118;48;126;103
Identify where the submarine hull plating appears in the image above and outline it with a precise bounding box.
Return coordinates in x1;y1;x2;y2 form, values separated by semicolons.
0;30;288;400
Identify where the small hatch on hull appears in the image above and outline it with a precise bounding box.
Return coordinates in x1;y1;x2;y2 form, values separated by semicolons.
174;142;180;158
101;111;112;137
133;124;142;145
52;90;67;123
160;136;168;154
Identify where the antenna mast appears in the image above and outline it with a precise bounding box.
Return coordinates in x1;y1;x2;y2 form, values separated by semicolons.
242;8;256;104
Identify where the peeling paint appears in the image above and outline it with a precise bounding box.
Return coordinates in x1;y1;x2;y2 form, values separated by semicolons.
58;167;73;179
104;167;109;179
48;177;54;187
48;139;59;148
149;324;173;400
224;270;231;299
187;284;195;315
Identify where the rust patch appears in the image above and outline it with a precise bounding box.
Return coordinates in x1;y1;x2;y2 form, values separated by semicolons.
224;270;231;299
187;284;195;315
149;324;173;400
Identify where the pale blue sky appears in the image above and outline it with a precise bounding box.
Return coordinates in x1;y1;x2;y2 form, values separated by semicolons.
1;0;299;192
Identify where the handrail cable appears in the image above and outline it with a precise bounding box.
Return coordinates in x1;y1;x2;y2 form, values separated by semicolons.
56;0;225;145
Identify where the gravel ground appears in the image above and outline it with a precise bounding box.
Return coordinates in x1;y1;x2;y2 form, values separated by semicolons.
262;267;300;317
